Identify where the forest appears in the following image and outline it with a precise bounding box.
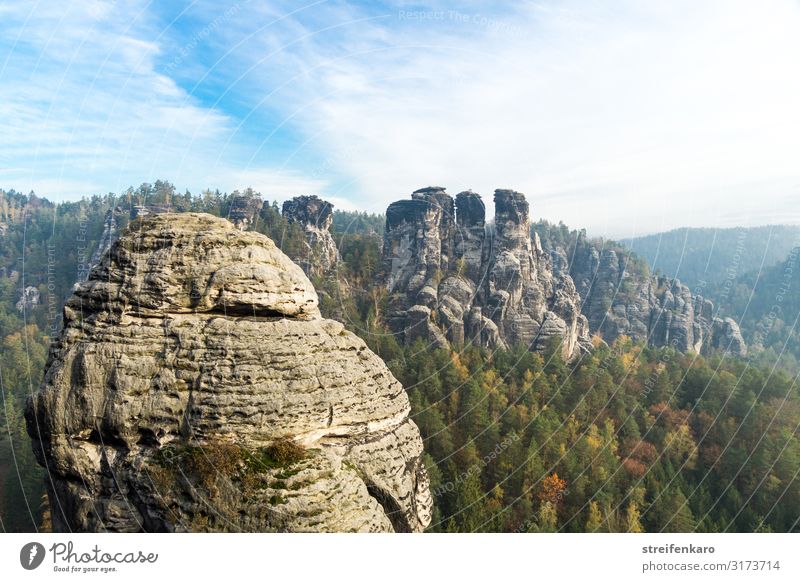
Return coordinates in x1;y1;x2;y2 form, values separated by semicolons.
0;184;798;532
622;225;800;298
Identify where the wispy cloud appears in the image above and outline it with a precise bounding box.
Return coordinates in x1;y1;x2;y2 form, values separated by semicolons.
213;0;800;235
0;0;324;200
1;0;799;234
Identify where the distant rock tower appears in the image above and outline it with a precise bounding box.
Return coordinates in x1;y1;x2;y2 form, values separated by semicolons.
282;195;340;277
555;233;748;357
227;192;264;231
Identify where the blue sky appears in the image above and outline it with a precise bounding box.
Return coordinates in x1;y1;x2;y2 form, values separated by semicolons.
1;0;799;237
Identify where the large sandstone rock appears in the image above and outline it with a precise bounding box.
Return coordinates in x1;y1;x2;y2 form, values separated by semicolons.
26;213;431;533
282;195;339;278
381;187;591;359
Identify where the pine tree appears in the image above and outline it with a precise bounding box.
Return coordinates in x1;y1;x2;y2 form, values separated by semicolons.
452;470;488;532
625;502;644;533
585;500;604;532
534;501;558;533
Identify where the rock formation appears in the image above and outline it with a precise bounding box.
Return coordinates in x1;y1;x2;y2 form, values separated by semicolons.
26;213;431;533
710;316;748;355
549;235;747;356
282;195;339;277
381;187;591;359
227;192;264;231
15;285;40;312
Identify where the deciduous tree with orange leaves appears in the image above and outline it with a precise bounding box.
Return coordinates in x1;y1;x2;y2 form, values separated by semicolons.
538;473;568;507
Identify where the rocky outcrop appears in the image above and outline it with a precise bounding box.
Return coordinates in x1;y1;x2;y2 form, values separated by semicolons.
282;195;339;277
710;316;748;356
552;235;747;356
381;187;591;359
227;193;264;231
26;213;431;533
15;285;40;312
454;190;487;281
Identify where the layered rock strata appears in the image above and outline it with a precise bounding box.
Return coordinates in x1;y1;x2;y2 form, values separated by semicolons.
26;213;431;533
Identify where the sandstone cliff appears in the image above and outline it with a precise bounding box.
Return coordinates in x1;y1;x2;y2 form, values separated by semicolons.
282;195;339;277
26;213;431;532
381;187;591;359
547;232;747;356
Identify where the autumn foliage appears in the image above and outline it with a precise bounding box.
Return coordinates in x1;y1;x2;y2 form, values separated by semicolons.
538;473;568;506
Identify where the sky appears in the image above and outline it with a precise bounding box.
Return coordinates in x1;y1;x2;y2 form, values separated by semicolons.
1;0;799;238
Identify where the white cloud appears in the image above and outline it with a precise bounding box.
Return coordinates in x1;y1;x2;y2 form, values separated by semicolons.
3;0;799;237
230;0;800;236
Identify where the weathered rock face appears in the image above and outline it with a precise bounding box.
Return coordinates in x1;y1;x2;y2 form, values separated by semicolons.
381;187;591;359
282;195;339;277
555;235;747;356
454;190;486;280
227;193;264;231
710;316;748;356
26;213;431;533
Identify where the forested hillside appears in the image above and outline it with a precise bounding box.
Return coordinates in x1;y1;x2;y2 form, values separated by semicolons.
622;226;800;295
331;209;384;236
1;185;798;532
385;339;799;532
715;249;800;375
618;224;800;375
